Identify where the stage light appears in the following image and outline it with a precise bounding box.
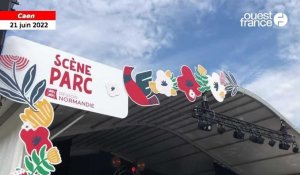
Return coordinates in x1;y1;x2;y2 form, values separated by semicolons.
233;130;244;140
193;107;200;118
112;157;121;168
280;120;288;134
249;134;265;144
137;161;145;171
279;141;290;150
198;120;206;129
217;124;226;134
198;120;212;131
206;124;212;131
293;144;299;153
268;139;276;147
256;135;265;144
131;166;137;174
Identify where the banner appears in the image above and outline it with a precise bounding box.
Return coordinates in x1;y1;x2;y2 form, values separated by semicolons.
1;36;128;118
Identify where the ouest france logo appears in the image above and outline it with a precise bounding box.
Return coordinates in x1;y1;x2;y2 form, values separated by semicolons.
240;12;288;28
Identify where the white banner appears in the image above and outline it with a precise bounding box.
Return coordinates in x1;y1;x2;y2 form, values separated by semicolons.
1;36;128;118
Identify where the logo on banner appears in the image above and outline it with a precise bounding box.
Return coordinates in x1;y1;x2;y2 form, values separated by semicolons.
45;88;57;99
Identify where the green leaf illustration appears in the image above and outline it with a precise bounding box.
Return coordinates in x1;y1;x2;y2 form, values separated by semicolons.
194;67;210;93
32;150;41;165
24;156;34;173
36;166;49;175
173;86;178;91
40;145;46;160
42;160;55;172
171;74;179;92
24;145;55;175
199;86;210;93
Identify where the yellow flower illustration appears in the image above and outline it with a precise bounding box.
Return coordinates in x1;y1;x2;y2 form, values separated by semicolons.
20;99;54;128
197;64;207;75
47;147;62;165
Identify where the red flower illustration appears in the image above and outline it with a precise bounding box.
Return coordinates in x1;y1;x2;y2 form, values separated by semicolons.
0;55;29;70
177;65;201;102
20;125;52;155
10;168;28;175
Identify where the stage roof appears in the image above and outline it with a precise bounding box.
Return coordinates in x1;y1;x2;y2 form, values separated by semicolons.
1;88;300;175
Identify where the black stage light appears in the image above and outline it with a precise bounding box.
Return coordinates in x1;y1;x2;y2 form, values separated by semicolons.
193;107;199;118
198;120;206;130
250;135;265;144
293;144;299;153
217;124;226;134
205;124;212;131
268;139;276;147
279;141;290;150
280;120;288;134
233;130;245;140
198;120;212;131
256;135;265;144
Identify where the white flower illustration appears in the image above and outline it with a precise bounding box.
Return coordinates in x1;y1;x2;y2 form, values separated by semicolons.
208;72;227;102
149;70;177;97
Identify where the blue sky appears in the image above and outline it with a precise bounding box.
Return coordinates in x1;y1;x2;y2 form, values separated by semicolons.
8;0;300;128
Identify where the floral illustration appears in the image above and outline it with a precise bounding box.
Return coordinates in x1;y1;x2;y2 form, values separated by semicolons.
47;147;62;165
177;65;201;102
149;70;178;97
20;99;54;129
194;65;210;93
24;145;56;175
0;55;29;70
222;71;239;96
208;72;227;102
106;82;120;97
0;55;61;175
20;123;53;155
10;168;28;175
0;55;46;110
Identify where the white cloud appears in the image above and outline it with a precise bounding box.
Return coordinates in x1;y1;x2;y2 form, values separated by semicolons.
265;0;300;61
244;0;300;127
10;0;214;68
245;63;300;126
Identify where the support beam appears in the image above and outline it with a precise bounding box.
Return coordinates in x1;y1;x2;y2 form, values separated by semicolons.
51;112;87;140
